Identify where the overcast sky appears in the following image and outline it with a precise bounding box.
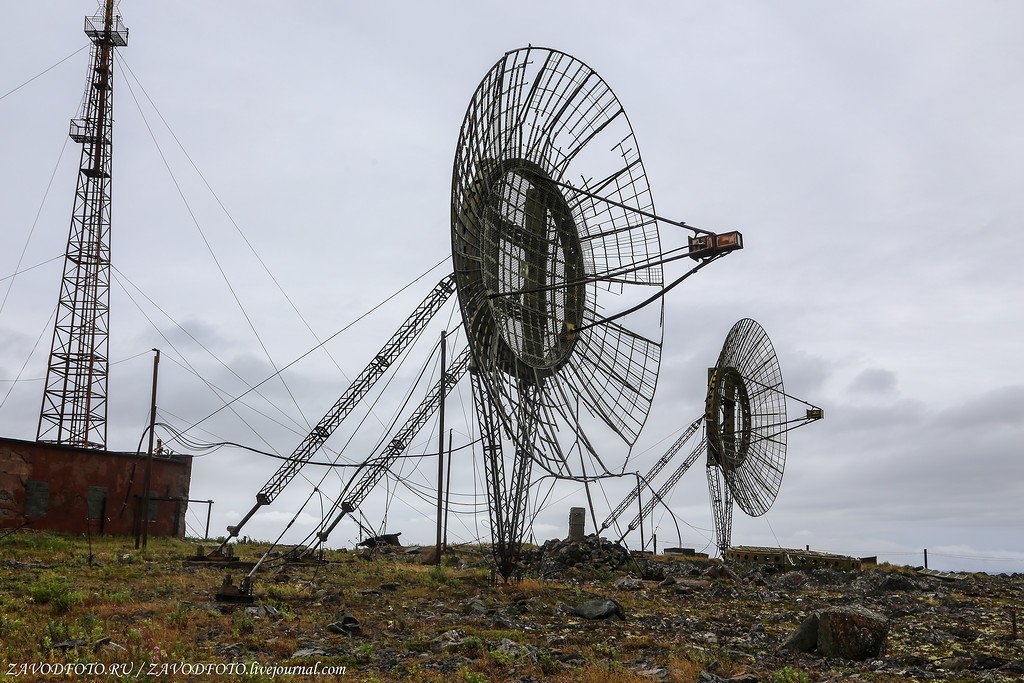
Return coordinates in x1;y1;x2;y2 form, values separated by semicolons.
1;2;1021;573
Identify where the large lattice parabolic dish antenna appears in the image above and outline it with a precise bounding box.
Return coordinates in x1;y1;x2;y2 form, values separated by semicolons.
451;46;744;579
453;44;666;439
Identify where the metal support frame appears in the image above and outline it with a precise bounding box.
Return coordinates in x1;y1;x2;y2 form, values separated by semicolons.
38;0;127;449
600;416;703;534
621;438;706;542
707;464;734;555
208;275;456;556
472;372;536;581
313;347;472;547
219;347;473;596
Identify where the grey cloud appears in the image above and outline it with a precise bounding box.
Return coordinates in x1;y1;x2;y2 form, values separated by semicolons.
847;368;898;396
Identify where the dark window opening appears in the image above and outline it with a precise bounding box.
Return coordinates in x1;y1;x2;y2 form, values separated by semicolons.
87;486;107;521
25;481;49;517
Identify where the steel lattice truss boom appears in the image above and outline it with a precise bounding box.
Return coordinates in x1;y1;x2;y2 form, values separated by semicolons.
220;275;456;544
315;346;472;544
37;2;128;449
621;436;706;540
600;416;702;533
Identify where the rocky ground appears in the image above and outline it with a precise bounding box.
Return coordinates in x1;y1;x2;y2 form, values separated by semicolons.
0;531;1021;681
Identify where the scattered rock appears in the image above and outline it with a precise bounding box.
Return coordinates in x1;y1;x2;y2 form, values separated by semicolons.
776;571;808;589
704;563;740;582
782;613;820;653
52;639;86;651
1;560;52;570
698;672;726;683
676;578;711;591
326;610;361;636
783;605;889;660
808;568;851;586
290;645;329;659
634;664;669;680
94;637;128;656
244;604;282;620
974;653;1008;670
218;642;245;657
571;597;626;621
874;573;924;593
614;575;644;591
998;660;1024;675
553;602;573;617
493;637;540;663
724;673;759;682
947;624;980;641
434;629;467;648
709;583;740;599
521;535;631;577
462;597;490;615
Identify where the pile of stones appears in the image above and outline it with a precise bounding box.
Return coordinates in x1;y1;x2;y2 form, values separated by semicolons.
521;534;631;577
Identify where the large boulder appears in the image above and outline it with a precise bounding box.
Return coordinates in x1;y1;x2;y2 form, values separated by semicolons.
782;613;819;653
817;606;889;659
783;605;889;660
571;597;626;621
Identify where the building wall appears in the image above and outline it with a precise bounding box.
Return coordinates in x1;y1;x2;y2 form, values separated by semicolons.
0;437;192;537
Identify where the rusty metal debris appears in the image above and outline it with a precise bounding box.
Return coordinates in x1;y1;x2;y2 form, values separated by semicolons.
215;574;254;604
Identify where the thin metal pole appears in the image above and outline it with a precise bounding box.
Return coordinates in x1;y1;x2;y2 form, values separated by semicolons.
435;331;446;565
577;450;598;536
205;500;212;540
637;473;644;552
443;429;453;550
924;548;928;569
139;349;160;549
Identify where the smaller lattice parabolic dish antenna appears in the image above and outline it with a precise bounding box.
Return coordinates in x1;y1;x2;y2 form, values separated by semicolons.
603;318;823;557
706;318;787;517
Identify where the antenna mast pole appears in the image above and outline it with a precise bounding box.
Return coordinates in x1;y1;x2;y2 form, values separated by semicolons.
37;0;128;448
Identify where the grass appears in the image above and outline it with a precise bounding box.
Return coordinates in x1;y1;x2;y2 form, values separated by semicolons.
29;573;83;613
0;529;1019;681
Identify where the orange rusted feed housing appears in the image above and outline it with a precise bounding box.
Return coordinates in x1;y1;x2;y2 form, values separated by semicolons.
0;436;192;537
688;231;744;260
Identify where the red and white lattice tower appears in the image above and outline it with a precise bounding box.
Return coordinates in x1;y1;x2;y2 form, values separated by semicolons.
37;1;128;448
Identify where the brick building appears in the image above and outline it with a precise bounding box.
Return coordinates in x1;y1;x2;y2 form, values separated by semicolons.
0;436;192;537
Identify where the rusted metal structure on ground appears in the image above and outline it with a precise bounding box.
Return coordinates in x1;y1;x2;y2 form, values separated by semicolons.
726;545;861;571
